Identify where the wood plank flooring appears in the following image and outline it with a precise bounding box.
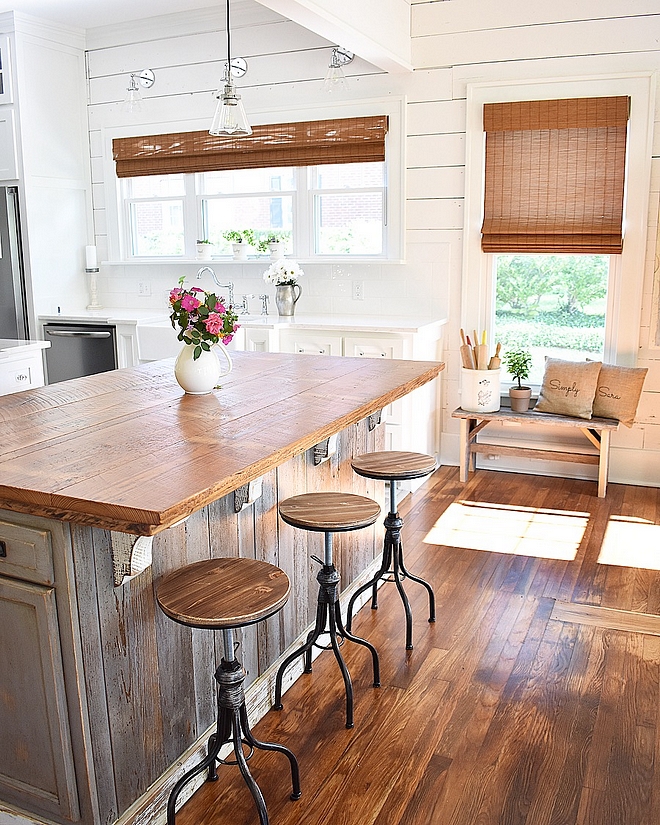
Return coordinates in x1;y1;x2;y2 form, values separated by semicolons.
175;467;660;825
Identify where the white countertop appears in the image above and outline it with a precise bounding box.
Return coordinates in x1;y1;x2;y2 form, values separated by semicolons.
0;338;50;357
38;309;171;325
38;309;447;334
138;313;448;334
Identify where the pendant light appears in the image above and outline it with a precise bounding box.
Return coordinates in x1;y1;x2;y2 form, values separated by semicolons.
210;0;252;136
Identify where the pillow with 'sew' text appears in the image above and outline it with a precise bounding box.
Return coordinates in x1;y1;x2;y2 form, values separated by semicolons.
592;364;648;427
535;358;602;419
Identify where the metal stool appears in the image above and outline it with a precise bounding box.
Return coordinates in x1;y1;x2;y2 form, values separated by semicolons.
156;557;301;825
273;492;381;729
346;451;437;650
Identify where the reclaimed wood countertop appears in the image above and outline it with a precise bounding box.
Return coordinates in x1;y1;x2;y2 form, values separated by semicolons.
0;352;444;535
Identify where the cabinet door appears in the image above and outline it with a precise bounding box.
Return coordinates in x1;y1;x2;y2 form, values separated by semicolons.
0;577;79;822
279;330;343;356
0;352;46;395
244;328;274;352
0;108;17;179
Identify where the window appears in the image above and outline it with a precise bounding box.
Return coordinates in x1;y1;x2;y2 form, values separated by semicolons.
493;253;611;385
312;162;385;255
119;161;386;259
201;166;296;256
462;75;654;376
112;114;395;261
124;175;186;256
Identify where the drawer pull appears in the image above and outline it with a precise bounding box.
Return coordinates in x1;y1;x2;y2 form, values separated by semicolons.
0;540;6;557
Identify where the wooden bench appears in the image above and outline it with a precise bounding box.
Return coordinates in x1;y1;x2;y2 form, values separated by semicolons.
451;407;620;497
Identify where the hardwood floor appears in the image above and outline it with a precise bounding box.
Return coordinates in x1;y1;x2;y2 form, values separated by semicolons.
176;467;660;825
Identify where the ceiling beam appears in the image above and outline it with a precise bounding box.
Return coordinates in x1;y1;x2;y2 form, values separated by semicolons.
255;0;413;73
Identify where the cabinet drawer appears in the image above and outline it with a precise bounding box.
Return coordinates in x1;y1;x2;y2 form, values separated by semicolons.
343;336;404;360
0;354;45;395
0;519;54;585
279;330;343;356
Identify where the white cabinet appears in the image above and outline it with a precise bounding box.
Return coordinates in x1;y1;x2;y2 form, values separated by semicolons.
0;108;17;179
258;323;445;458
279;329;343;356
0;341;47;395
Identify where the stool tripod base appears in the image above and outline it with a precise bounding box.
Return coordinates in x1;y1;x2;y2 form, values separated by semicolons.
346;510;436;651
167;657;301;825
274;563;380;729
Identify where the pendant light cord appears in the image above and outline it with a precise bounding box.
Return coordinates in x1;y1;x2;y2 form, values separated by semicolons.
226;0;232;75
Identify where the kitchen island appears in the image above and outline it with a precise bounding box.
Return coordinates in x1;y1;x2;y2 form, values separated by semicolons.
0;352;443;825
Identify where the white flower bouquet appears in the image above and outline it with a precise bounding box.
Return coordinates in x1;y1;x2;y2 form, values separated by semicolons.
262;259;304;286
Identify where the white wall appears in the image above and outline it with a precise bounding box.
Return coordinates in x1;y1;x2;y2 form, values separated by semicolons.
85;0;660;485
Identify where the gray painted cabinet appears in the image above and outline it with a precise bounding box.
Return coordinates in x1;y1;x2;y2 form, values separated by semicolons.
0;516;86;824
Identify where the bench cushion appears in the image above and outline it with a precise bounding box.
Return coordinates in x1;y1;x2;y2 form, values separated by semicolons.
592;364;648;427
535;358;602;419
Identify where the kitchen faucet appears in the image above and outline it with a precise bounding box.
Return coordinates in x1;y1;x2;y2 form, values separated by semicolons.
238;294;256;315
196;267;235;308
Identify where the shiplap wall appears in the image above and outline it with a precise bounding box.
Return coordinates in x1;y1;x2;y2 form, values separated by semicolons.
84;0;660;485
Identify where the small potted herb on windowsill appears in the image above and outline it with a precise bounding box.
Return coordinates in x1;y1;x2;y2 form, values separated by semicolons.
504;348;533;412
196;239;213;261
222;230;256;260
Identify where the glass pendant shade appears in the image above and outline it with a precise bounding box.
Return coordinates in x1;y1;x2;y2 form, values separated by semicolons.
210;76;252;136
123;75;143;113
323;64;349;94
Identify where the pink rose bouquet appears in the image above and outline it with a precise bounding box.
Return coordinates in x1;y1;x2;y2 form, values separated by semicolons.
169;278;239;360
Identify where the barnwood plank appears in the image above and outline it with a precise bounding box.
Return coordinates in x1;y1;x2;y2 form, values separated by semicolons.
0;353;443;535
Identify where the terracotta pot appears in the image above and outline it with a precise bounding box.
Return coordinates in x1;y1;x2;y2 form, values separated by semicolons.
509;386;532;412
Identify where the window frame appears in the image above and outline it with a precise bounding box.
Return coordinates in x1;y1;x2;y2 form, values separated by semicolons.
462;74;655;370
104;98;404;264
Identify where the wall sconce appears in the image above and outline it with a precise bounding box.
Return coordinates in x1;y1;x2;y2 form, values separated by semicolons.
123;68;155;113
323;47;354;94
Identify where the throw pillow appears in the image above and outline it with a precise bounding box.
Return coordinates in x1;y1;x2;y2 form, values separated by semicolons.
592;364;648;427
535;358;602;419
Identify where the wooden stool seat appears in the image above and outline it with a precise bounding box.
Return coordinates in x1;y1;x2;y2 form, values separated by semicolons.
351;450;437;481
347;452;437;651
156;557;300;824
156;558;290;630
279;491;381;533
274;490;381;729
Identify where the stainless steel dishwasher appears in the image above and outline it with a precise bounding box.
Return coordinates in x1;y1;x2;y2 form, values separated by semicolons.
43;323;117;383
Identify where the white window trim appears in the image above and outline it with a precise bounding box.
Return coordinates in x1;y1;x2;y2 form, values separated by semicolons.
101;96;405;265
462;73;656;367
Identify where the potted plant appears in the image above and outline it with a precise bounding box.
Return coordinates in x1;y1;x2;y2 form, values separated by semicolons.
265;233;285;260
222;230;255;260
196;239;213;261
504;348;533;412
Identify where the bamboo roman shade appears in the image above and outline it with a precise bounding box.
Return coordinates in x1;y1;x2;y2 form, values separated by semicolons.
481;96;630;254
113;116;388;178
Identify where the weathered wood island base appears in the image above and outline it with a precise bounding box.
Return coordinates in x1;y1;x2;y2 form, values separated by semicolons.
0;352;443;825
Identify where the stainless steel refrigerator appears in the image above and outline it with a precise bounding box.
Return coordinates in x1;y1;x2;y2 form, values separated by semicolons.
0;186;28;340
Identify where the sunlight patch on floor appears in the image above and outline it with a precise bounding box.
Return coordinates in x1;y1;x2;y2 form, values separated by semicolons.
598;515;660;570
423;500;589;560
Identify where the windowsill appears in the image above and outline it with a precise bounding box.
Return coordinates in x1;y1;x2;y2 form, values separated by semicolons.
102;257;406;267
